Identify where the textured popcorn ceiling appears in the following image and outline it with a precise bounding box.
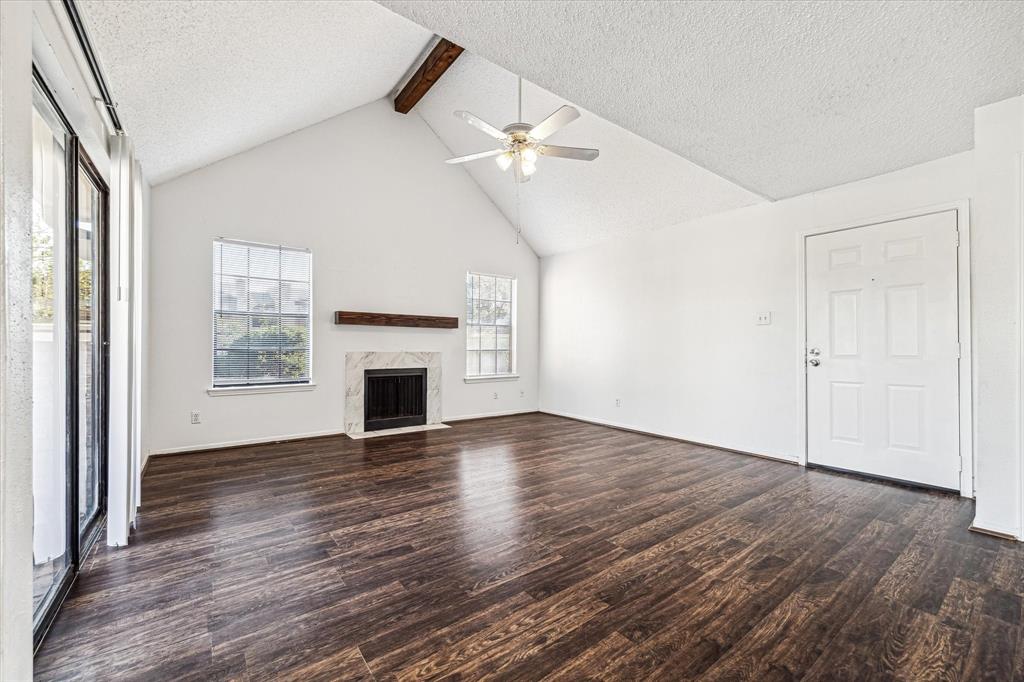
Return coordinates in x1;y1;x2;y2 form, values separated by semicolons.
77;0;1022;254
77;1;433;184
417;53;762;255
381;0;1024;199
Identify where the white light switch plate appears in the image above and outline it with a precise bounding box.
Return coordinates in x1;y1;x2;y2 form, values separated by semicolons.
756;312;772;325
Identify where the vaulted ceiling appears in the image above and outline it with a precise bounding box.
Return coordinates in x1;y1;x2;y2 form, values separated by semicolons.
416;53;762;255
381;0;1024;199
78;0;1023;255
78;0;433;184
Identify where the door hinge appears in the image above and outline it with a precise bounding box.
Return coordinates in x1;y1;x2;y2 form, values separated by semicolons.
954;230;960;247
956;342;962;359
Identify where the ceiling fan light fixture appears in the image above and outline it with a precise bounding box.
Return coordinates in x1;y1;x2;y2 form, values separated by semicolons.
445;80;597;185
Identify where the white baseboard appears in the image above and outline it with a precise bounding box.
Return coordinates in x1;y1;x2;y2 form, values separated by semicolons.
445;409;539;422
146;411;539;457
539;409;801;465
148;427;347;457
970;516;1022;541
146;408;802;471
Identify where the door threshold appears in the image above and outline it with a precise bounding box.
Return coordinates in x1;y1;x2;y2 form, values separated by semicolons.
806;463;960;495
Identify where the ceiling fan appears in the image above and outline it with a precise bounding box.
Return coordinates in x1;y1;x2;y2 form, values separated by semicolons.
445;77;599;182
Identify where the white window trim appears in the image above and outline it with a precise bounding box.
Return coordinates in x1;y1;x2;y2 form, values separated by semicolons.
465;271;517;379
207;382;316;397
463;374;520;383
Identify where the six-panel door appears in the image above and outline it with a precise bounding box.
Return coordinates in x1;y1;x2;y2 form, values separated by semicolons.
806;210;960;490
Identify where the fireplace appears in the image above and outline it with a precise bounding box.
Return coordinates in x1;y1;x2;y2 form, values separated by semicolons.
344;352;441;434
363;368;428;431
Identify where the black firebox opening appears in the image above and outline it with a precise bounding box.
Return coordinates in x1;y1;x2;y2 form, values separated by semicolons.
364;368;428;431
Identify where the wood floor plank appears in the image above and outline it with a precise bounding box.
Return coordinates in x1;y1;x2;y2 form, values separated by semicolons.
33;413;1023;681
542;632;636;682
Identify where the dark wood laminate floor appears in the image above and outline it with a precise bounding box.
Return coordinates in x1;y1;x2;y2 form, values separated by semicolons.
35;413;1023;681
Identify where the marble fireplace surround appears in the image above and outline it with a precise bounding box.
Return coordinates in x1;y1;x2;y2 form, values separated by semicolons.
345;351;442;434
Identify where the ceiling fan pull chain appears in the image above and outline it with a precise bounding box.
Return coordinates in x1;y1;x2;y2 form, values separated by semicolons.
514;165;522;245
516;74;523;244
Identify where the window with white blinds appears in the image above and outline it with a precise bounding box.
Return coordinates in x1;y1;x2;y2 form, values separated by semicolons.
465;272;516;377
212;239;312;387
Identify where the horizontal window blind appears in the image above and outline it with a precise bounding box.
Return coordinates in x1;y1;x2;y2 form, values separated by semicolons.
213;239;311;387
465;272;515;376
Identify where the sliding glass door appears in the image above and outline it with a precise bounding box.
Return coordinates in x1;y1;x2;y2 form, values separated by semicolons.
31;71;109;648
31;78;72;626
76;160;107;541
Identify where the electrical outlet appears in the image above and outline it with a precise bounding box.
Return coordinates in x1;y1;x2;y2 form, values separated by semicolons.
190;410;201;425
615;398;622;408
756;311;772;326
520;390;525;398
492;392;499;400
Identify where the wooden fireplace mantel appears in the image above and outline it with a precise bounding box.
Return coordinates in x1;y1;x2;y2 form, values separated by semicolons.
334;311;459;329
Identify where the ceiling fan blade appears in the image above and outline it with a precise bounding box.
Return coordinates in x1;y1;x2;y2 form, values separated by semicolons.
528;105;580;141
445;149;505;164
538;145;600;161
454;111;507;140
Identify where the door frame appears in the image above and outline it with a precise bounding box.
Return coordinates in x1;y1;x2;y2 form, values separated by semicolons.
75;148;110;552
795;200;974;497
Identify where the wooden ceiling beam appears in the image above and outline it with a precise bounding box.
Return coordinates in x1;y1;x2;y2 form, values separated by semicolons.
394;38;464;114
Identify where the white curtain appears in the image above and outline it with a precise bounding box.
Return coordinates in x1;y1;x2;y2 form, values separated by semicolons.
130;159;147;524
31;108;69;563
106;136;146;546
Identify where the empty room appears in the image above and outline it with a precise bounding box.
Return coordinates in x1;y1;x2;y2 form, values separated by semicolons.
2;0;1024;679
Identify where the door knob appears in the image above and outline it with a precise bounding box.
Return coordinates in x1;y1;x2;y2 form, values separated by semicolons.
808;358;821;367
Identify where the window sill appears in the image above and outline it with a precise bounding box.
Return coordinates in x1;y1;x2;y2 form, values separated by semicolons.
464;374;519;384
207;383;316;397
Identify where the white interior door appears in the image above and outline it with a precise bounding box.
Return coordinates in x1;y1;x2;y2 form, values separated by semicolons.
805;210;960;490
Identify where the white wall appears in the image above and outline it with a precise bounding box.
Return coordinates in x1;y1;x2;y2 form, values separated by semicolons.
1;3;36;676
971;96;1024;538
541;104;1024;540
148;99;539;454
540;151;973;460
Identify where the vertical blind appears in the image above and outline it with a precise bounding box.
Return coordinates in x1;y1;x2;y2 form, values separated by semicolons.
212;239;311;386
465;272;514;376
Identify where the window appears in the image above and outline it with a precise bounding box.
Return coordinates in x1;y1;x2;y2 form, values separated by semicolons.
465;272;516;377
213;239;312;387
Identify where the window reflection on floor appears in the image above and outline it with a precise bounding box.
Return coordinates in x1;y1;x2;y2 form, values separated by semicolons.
457;447;521;551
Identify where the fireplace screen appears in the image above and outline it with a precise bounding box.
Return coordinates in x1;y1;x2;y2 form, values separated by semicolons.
363;368;427;431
